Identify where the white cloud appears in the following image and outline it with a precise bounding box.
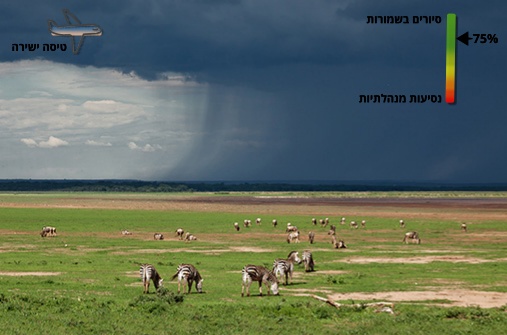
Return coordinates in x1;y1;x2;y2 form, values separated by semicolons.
20;136;69;149
128;142;158;152
85;140;112;147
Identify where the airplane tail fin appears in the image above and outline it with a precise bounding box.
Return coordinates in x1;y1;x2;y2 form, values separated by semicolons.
47;20;57;31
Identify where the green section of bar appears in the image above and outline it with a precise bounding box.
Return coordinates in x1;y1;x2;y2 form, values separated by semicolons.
446;13;456;59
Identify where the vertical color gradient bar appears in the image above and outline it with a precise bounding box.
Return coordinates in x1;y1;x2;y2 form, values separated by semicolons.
446;13;456;104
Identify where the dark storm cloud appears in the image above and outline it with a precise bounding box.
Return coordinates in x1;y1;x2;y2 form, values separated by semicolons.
1;0;507;182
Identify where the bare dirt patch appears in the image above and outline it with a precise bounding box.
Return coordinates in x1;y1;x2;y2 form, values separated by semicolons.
327;290;507;308
0;271;62;276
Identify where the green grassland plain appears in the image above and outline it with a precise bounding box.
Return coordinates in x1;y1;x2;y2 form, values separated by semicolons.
0;192;506;334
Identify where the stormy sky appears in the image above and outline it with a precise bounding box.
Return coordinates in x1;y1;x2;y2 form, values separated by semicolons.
0;0;506;182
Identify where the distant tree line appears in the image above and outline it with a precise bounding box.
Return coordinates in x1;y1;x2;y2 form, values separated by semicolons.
0;180;506;192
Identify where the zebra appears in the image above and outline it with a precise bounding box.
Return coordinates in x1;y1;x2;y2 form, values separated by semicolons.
325;218;330;226
139;264;163;294
244;219;251;228
234;222;240;231
340;217;346;225
273;251;302;285
256;218;262;225
241;265;279;297
40;226;57;237
461;223;467;232
327;225;336;235
311;218;317;225
121;230;132;235
361;220;366;228
286;231;300;243
286;224;298;233
350;221;358;229
400;219;405;228
302;250;314;272
175;228;185;240
308;231;315;244
170;264;203;294
331;235;347;248
185;232;197;241
403;231;421;244
319;219;326;227
272;219;278;227
154;233;164;240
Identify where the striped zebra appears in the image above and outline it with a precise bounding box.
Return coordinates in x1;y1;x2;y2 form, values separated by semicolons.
272;219;278;227
308;231;315;244
400;219;406;228
286;231;300;243
302;250;314;272
327;225;336;235
154;233;164;240
331;235;347;249
170;264;203;294
175;228;184;240
286;224;298;233
461;223;467;232
311;218;317;225
40;226;57;237
139;264;163;294
361;220;366;228
185;232;197;241
241;265;279;297
256;218;261;225
234;222;240;231
350;221;358;229
273;251;301;285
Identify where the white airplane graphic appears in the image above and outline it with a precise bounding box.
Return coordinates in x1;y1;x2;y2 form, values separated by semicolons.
48;9;102;54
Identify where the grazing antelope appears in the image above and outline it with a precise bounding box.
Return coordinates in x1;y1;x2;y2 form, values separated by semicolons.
185;232;197;242
350;221;358;229
308;231;315;244
400;220;405;228
403;231;421;244
272;219;278;227
40;226;57;237
175;228;185;240
171;264;203;294
287;231;300;243
302;250;314;272
234;222;240;231
361;220;366;228
256;218;261;225
241;265;279;297
311;218;317;225
273;251;302;285
154;233;164;240
139;264;163;294
461;223;467;232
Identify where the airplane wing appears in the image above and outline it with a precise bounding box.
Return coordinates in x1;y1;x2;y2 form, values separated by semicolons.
63;9;82;25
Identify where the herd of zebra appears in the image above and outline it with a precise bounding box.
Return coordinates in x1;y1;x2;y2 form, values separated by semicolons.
139;249;314;297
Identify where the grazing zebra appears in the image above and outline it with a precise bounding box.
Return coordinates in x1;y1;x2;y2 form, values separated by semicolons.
325;218;330;226
311;218;317;225
461;223;467;232
139;264;163;294
327;225;336;235
319;219;325;227
400;219;405;228
331;235;347;248
286;224;298;233
403;231;421;244
273;251;302;285
256;218;261;225
350;221;358;229
241;265;279;297
272;219;278;227
340;217;346;225
170;264;203;294
154;233;164;240
234;222;240;231
308;231;315;244
302;250;314;272
185;232;197;242
40;226;57;237
286;231;300;243
121;230;132;235
361;220;366;228
244;219;251;228
175;228;185;240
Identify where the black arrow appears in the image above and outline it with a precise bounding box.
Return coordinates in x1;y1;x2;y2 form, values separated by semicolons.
457;31;472;46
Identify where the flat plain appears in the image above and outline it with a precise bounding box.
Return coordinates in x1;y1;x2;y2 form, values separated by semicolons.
0;192;506;334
